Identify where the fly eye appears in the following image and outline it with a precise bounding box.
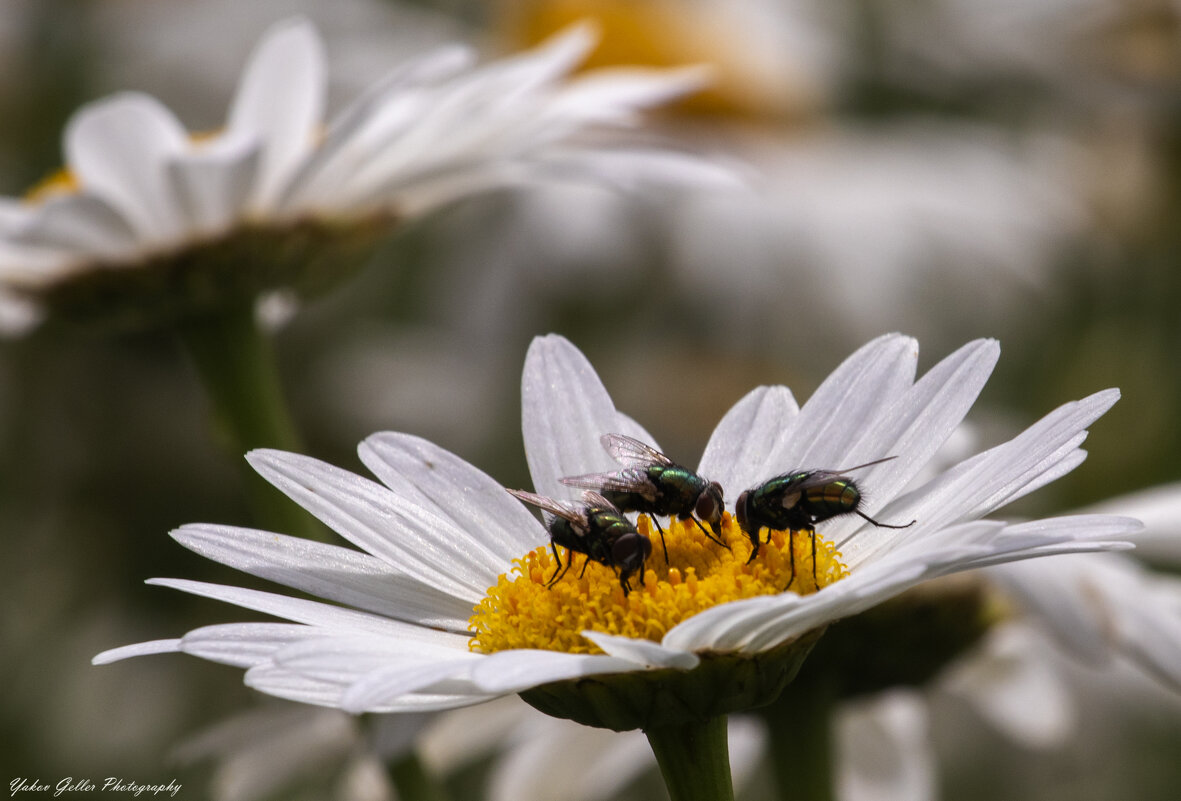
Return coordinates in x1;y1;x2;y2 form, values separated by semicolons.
613;533;649;568
695;489;720;524
735;490;750;528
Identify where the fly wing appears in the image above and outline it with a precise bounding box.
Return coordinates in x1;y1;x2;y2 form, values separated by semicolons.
580;490;623;512
775;470;847;495
506;489;588;527
560;467;659;501
780;456;899;494
830;455;898;475
601;433;674;468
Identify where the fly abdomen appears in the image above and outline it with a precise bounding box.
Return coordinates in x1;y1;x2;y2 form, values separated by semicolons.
803;480;860;520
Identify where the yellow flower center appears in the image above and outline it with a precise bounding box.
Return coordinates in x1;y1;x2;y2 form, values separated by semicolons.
469;512;848;655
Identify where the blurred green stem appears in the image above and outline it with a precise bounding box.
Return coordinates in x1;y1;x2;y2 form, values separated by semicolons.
177;304;326;541
645;716;735;801
389;751;452;801
763;682;836;801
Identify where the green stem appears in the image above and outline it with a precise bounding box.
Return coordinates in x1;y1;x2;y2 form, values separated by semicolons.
645;716;734;801
176;304;326;542
763;682;836;801
388;751;451;801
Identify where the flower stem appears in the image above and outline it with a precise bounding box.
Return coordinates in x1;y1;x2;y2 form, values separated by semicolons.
763;682;836;801
176;304;326;542
645;716;735;801
389;751;452;801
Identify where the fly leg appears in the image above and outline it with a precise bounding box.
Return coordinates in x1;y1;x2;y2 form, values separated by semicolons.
690;516;730;550
649;516;669;564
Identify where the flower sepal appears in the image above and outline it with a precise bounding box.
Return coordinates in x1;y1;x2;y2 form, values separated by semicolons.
519;630;824;732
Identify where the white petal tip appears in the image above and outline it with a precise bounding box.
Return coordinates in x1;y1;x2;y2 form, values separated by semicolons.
93;638;182;665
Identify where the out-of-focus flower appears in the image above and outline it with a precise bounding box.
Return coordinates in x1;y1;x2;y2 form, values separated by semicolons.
96;333;1135;729
178;695;764;801
873;0;1181;101
0;17;719;332
836;690;936;801
173;705;385;801
829;482;1181;800
497;0;840;118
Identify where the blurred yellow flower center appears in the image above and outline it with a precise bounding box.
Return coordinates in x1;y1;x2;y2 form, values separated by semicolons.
468;512;848;655
24;168;78;203
500;0;817;118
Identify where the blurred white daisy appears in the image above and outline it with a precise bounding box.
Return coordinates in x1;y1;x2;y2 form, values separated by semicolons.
96;333;1136;726
825;484;1181;801
0;17;717;330
178;695;765;801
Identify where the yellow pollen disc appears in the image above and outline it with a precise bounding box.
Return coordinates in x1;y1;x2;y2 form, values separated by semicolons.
468;512;848;655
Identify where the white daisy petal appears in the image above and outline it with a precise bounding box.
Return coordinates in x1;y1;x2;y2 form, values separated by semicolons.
146;578;468;649
93;638;182;665
246;449;502;601
166;136;261;236
866;389;1120;556
243;665;347;708
766;334;919;473
699;385;799;497
9;192;139;259
171;523;474;630
1080;481;1181;566
521;334;629;499
820;339;1000;547
342;659;479;714
275;44;476;213
990;551;1181;689
271;636;476;689
357;432;546;561
837;691;936;801
65;92;188;242
471;650;640;694
226;17;325;209
579;631;700;670
941;624;1075;748
178;623;328;668
552;66;713;123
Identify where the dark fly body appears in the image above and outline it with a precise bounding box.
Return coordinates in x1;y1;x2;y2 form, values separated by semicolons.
736;456;915;584
560;433;727;561
507;488;652;595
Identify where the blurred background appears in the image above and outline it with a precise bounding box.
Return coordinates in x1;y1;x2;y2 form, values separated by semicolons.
2;0;1181;798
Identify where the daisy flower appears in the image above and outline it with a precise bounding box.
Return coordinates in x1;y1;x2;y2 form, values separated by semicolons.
0;16;715;331
96;333;1136;798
